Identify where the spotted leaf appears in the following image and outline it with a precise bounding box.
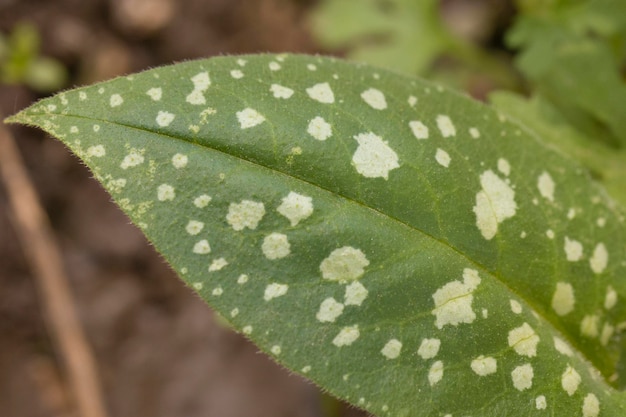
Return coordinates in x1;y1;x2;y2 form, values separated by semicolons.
6;54;626;417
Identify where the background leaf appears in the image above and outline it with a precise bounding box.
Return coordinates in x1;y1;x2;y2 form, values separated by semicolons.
508;0;626;148
7;54;626;416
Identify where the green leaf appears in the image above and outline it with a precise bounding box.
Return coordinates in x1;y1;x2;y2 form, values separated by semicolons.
507;1;626;148
309;0;451;74
6;54;626;416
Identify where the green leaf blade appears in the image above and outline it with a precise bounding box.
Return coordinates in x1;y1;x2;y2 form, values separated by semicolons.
8;54;626;416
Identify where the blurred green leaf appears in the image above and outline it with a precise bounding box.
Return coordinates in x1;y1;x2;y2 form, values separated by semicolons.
0;22;67;92
508;0;626;148
310;0;451;74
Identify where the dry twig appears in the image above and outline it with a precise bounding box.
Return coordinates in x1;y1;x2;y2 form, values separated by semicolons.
0;121;109;417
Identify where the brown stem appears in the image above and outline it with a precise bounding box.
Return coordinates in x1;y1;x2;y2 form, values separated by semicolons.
0;122;109;417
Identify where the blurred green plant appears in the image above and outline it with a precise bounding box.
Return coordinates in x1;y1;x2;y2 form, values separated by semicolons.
0;22;67;92
498;0;626;207
309;0;520;95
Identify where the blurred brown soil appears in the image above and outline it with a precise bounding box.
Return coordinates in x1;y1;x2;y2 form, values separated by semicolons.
0;1;369;416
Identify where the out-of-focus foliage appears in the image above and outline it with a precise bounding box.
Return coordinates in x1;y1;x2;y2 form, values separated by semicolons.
308;0;519;94
0;23;67;92
508;0;626;149
310;0;450;75
493;0;626;208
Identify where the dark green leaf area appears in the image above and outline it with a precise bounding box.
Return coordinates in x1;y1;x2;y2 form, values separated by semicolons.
8;54;626;416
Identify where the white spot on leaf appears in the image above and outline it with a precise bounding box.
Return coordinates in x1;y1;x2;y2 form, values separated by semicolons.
583;393;600;417
344;282;368;306
567;208;577;219
538;171;555;202
120;151;144;169
590;243;608;274
417;338;440;360
237;108;265;129
156;111;175;127
497;158;510;176
306;82;335;104
194;194;212;208
471;356;497;376
600;323;614;346
193;239;211;254
554;337;574;356
264;283;288;301
469;127;480;138
436;115;456;137
409;120;429;139
320;246;369;282
428;361;444;386
605;286;617;309
361;88;387;110
316;298;344;323
226;200;265;231
277;192;313;226
87;145;106;157
510;300;522;314
381;339;402;359
564;237;584;261
270;84;294;99
473;170;517;240
332;325;360;347
191;71;210;90
262;233;291;260
581;314;599;337
435;148;451;167
508;323;539;357
109;94;123;107
230;69;244;79
269;61;281;71
186;72;210;105
432;268;481;329
172;153;188;168
552;282;575;316
352;132;399;179
536;396;547;410
186;90;206;106
208;259;225;273
185;220;204;235
157;184;175;201
307;116;332;141
561;365;581;396
511;364;533;391
146;87;162;101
